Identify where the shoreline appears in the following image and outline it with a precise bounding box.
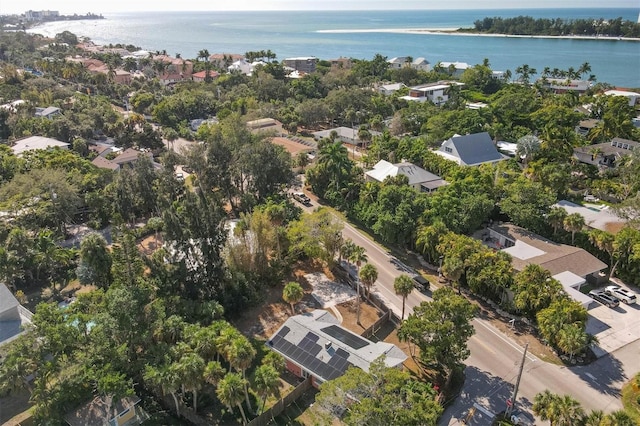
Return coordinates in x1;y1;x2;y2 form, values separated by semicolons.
316;28;640;41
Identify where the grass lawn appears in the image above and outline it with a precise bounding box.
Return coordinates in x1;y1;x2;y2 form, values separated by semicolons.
621;375;640;424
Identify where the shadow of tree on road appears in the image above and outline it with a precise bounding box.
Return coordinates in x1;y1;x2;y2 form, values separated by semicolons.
439;366;513;425
570;352;626;396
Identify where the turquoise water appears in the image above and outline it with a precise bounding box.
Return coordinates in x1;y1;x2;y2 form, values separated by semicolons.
28;8;640;87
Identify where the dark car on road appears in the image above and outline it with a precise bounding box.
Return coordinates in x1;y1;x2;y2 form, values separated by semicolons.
589;290;620;308
292;192;311;206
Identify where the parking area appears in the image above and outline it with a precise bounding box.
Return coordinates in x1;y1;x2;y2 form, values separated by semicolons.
585;282;640;357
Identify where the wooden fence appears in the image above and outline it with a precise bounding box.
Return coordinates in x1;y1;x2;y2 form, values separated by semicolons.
248;376;312;426
360;309;391;339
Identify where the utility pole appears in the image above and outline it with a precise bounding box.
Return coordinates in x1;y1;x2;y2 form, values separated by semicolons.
506;343;528;418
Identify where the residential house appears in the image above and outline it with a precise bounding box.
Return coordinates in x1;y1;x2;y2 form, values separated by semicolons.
482;224;608;307
329;57;353;69
267;311;407;388
554;200;626;234
365;160;447;193
435;132;506;166
64;395;148;426
282;57;318;74
603;89;640;107
11;136;70;157
209;53;244;69
573;137;640;168
400;81;464;106
387;57;410;70
312;127;381;146
438;61;469;77
35;106;61;119
378;83;406;96
191;70;220;82
575;118;600;137
541;78;591;94
0;283;33;347
227;59;266;76
411;57;430;72
91;148;153;171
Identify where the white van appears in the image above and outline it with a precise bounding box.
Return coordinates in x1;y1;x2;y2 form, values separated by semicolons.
605;285;637;305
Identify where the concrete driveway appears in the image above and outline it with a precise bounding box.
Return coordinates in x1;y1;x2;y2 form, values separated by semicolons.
586;282;640;357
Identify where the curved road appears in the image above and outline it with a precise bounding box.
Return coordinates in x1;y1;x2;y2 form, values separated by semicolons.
297;198;637;425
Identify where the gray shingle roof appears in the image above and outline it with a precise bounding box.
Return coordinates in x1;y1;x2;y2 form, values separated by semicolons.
445;132;504;166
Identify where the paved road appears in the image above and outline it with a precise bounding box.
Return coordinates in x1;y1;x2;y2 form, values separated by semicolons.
294;198;635;425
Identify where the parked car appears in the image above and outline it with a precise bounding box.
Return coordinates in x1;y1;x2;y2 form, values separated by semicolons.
175;172;184;181
589;290;620;308
411;274;429;292
604;285;637;305
292;192;311;205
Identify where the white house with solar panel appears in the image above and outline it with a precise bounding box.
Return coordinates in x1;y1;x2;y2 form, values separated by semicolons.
267;310;406;387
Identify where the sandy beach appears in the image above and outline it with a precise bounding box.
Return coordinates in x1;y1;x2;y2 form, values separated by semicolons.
317;28;640;42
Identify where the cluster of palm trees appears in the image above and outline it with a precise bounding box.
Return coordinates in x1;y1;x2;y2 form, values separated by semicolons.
143;320;283;424
244;50;277;63
540;62;593;81
339;239;381;325
533;390;635;425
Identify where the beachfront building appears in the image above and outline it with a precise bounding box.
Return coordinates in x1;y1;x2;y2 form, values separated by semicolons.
282;57;318;74
603;89;640;107
540;78;591;94
437;61;469;77
400;81;464;106
387;56;431;72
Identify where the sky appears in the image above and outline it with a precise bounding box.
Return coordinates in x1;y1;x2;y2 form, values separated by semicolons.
1;0;639;14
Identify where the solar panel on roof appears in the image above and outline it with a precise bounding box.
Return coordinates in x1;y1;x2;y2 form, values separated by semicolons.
335;348;349;358
321;325;369;349
277;326;290;337
307;333;319;342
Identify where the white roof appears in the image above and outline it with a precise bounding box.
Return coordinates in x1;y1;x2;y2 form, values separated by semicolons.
11;136;69;156
365;160;444;187
284;56;317;61
503;240;546;260
553;271;592;308
604;89;640;97
439;61;469;70
380;83;405;91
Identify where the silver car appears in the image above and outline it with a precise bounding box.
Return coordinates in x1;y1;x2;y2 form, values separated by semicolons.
589;290;619;308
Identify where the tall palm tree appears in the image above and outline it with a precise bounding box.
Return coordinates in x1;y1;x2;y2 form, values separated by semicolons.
144;364;181;417
416;221;448;263
606;410;635;426
533;390;559;423
548;207;568;236
563;213;585;245
588;230;618;278
175;353;206;413
282;281;304;315
347;245;367;324
228;337;256;414
253;364;280;414
217;372;249;425
394;275;414;321
359;263;378;299
583;410;604;426
204;360;225;387
318;141;350;191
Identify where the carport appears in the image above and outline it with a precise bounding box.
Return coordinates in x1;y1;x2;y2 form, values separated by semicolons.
553;271;593;309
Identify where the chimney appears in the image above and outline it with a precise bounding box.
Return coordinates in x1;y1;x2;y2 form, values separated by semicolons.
325;342;332;350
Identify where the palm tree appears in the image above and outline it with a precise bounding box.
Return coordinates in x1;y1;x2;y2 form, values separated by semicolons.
557;324;587;362
253;364;280;414
228;337;256;414
442;255;465;294
606;410;635;426
578;62;591;79
548;207;568;236
318;141;350;191
394;275;414;320
515;64;537;85
563;213;585;245
175;353;206;413
588;229;618;278
144;364;181;417
347;245;367;325
533;390;559;423
359;263;378;299
203;360;225;387
416;221;448;263
282;281;304;315
217;372;249;425
553;394;585;425
583;410;604;426
516;134;542;167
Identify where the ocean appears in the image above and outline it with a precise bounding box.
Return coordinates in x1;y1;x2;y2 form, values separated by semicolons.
27;8;640;87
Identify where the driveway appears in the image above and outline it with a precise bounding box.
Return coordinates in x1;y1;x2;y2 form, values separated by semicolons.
586;282;640;357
